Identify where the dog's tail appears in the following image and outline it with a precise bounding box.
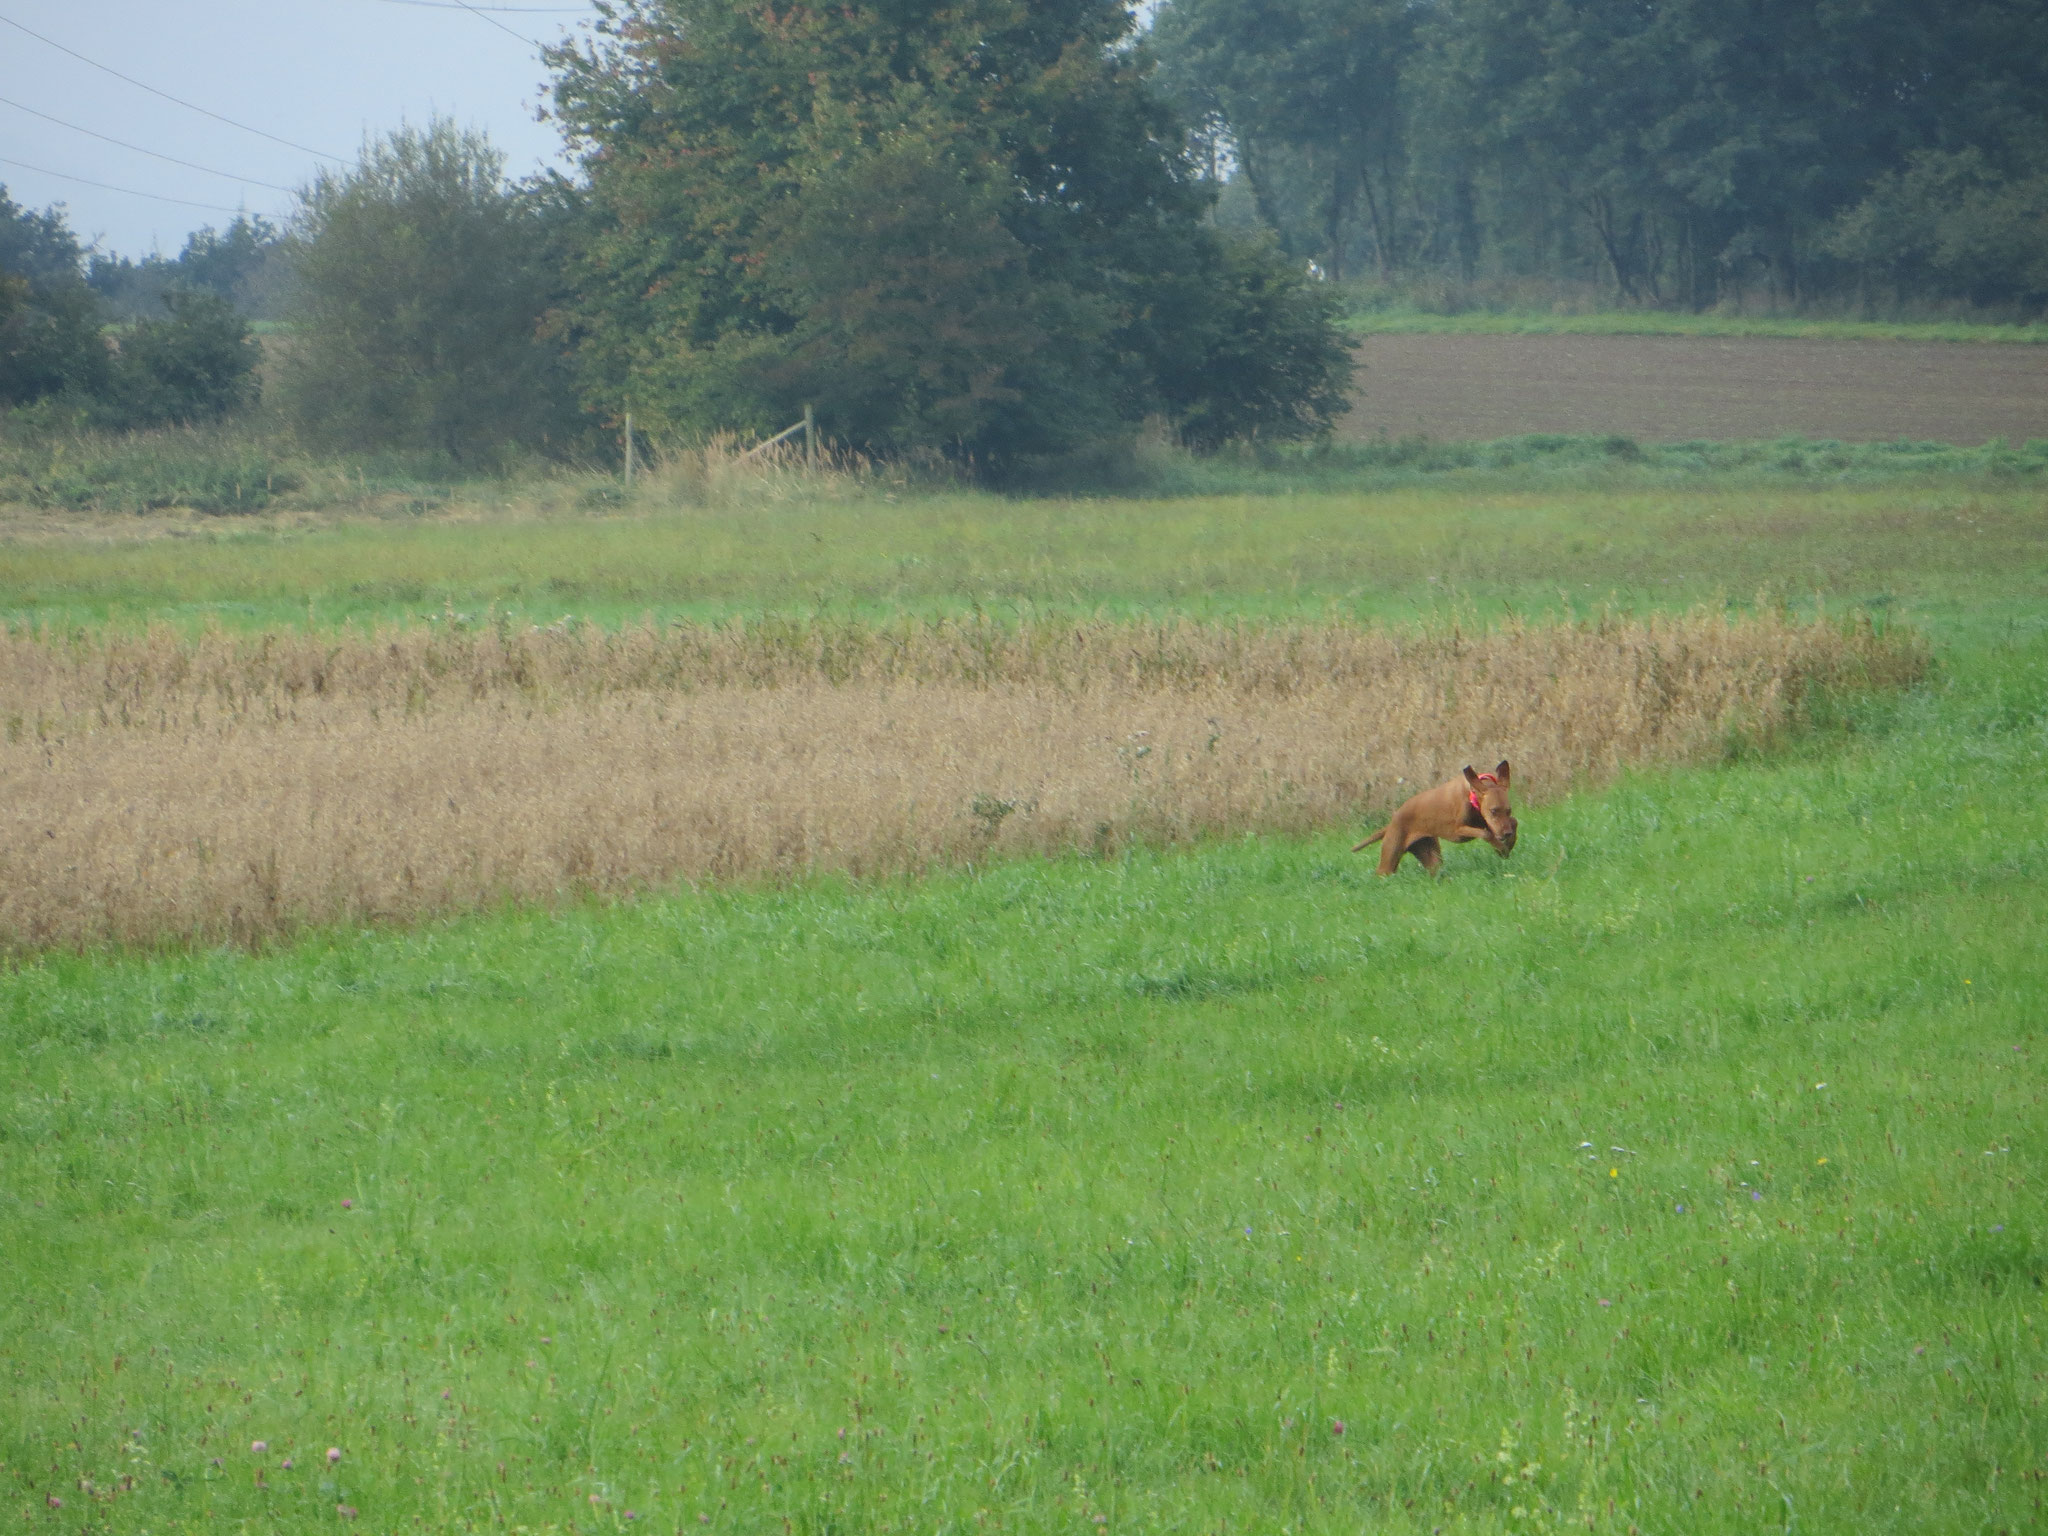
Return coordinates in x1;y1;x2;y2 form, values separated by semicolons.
1351;826;1386;853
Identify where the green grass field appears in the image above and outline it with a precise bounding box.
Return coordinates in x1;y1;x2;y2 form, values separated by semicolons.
1342;307;2048;345
3;478;2045;1533
3;471;2045;634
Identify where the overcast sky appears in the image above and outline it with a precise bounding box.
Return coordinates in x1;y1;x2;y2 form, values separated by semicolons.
0;0;599;259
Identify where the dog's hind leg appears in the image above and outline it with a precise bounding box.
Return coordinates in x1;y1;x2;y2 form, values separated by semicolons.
1375;822;1408;876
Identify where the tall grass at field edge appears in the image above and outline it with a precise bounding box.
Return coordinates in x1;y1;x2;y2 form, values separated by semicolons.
0;608;1922;951
7;413;2048;519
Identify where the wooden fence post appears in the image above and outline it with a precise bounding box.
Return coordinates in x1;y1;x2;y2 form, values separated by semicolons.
623;412;636;488
803;403;816;472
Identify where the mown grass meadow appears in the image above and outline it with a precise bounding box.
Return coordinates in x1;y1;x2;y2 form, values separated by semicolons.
2;465;2045;632
2;473;2044;1533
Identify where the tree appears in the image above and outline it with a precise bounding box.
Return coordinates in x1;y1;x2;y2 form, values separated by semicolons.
90;216;291;322
1152;0;1415;280
1153;231;1353;448
277;121;577;459
0;187;108;408
109;290;260;426
760;138;1122;460
1151;0;2048;313
547;0;1351;464
0;187;88;287
1828;147;2048;307
3;188;264;426
175;216;285;308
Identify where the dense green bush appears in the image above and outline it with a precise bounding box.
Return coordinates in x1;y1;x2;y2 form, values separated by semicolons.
1828;147;2048;308
0;424;298;514
0;269;107;407
1153;231;1355;449
108;291;260;428
3;188;262;429
275;122;579;463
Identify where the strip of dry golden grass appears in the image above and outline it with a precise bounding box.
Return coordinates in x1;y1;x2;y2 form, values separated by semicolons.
0;612;1922;950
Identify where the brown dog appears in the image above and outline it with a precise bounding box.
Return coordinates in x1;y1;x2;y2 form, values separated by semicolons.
1353;761;1517;875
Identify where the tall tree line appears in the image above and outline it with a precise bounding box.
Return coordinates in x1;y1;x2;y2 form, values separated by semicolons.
1150;0;2048;310
87;215;292;322
12;2;2045;468
6;2;1357;471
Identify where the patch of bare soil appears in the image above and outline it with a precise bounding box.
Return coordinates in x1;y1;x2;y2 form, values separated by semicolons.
1345;333;2048;444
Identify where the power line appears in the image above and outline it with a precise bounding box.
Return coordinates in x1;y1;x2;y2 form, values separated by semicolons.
0;153;258;214
0;94;297;193
422;0;544;45
0;11;347;164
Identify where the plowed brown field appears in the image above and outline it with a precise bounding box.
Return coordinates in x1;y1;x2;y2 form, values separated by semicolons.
1345;332;2048;444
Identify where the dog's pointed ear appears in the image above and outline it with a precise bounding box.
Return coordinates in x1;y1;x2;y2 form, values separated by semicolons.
1462;765;1481;788
1494;760;1511;785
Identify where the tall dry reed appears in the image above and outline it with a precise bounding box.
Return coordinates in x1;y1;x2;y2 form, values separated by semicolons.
0;612;1922;950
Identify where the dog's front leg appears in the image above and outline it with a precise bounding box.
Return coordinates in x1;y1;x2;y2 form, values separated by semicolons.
1446;824;1515;857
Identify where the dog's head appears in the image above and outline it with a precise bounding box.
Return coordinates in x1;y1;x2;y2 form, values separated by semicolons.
1463;760;1517;855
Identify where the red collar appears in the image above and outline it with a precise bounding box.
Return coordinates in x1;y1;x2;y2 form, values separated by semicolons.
1469;791;1483;812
